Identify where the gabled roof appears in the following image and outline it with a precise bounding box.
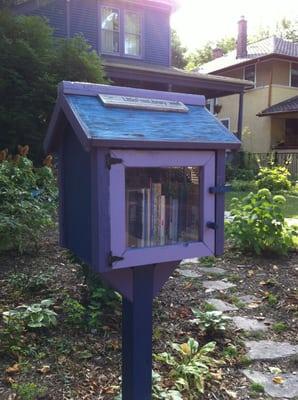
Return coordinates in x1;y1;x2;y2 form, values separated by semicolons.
44;81;241;153
197;37;298;74
258;95;298;116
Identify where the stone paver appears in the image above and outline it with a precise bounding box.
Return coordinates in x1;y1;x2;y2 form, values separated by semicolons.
180;258;198;266
245;340;298;360
207;298;238;312
197;266;227;275
238;295;260;304
232;316;270;332
179;269;201;279
202;280;236;293
243;369;298;398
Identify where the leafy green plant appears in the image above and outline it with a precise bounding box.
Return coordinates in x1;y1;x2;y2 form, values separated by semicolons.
250;382;265;393
8;271;52;292
0;148;57;253
231;179;257;193
190;309;230;337
63;297;86;327
226;188;297;255
272;322;287;333
152;371;183;400
222;344;238;359
3;299;57;329
199;256;216;267
267;293;279;306
12;382;47;400
256;165;291;193
86;280;121;330
155;338;217;397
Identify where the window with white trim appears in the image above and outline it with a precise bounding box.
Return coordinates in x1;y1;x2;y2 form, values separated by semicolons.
124;11;141;57
244;65;256;86
101;7;120;54
290;63;298;87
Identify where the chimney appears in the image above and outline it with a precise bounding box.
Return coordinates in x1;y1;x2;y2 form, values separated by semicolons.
237;16;247;59
212;47;224;59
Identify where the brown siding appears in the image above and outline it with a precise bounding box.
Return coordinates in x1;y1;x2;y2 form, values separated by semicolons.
256;60;273;87
217;68;243;79
272;60;290;86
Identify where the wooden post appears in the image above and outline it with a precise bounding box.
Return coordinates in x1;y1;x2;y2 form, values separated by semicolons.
122;265;155;400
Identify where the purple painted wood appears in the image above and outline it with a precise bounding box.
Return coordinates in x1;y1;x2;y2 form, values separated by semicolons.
109;149;215;269
94;148;111;272
58;137;66;247
100;261;178;300
214;150;226;256
122;266;155;400
90;139;241;150
60;81;206;106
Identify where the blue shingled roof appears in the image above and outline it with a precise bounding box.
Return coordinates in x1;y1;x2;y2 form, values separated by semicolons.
65;94;240;145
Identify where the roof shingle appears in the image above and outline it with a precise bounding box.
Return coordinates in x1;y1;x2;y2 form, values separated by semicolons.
197;36;298;74
258;95;298;116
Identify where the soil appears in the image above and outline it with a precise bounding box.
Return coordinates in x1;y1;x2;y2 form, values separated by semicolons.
0;229;297;400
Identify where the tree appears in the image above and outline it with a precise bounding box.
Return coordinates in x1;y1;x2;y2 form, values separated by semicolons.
0;11;106;161
186;37;236;70
171;29;187;69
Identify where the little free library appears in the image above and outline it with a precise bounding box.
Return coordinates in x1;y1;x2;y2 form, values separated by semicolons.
45;80;240;400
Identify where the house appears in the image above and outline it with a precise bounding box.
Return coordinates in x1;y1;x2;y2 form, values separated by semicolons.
14;0;250;136
197;17;298;160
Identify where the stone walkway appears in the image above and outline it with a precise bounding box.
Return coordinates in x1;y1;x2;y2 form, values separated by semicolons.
179;258;298;399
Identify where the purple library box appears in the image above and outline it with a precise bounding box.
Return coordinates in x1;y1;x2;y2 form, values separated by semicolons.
44;81;240;299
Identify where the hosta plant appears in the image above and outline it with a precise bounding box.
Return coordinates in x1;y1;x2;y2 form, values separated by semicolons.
152;372;183;400
3;299;57;329
226;188;296;255
190;309;231;337
154;338;217;398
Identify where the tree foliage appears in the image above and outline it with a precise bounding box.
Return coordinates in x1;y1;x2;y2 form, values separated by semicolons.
171;29;187;69
186;37;236;70
0;11;107;161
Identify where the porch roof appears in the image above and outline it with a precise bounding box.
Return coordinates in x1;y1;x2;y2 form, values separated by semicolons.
258;96;298;117
102;60;252;99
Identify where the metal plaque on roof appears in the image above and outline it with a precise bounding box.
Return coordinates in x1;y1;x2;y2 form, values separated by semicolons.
99;94;189;113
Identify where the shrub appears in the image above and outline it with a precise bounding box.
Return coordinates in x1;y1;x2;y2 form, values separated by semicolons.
226;188;296;255
0;148;57;253
0;11;107;161
190;309;230;337
155;338;217;397
256;165;291;193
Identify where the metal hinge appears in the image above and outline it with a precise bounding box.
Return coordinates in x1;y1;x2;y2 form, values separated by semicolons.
206;222;218;230
108;251;124;266
209;185;232;194
106;153;123;169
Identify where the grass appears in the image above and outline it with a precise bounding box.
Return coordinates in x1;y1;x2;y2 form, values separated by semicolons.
226;191;298;220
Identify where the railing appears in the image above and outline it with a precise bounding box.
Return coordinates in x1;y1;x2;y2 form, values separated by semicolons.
227;151;298;179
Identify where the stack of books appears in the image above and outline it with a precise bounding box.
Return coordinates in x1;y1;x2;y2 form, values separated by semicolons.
126;180;198;248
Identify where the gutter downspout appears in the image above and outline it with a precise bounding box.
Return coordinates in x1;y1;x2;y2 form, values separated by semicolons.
237;91;244;141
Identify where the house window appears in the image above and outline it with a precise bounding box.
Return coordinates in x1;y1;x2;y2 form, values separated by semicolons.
101;7;120;54
285;119;298;146
220;119;230;129
244;65;256;85
290;63;298;87
124;11;141;57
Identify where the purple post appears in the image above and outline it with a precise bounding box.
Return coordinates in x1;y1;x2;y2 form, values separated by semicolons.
122;265;155;400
